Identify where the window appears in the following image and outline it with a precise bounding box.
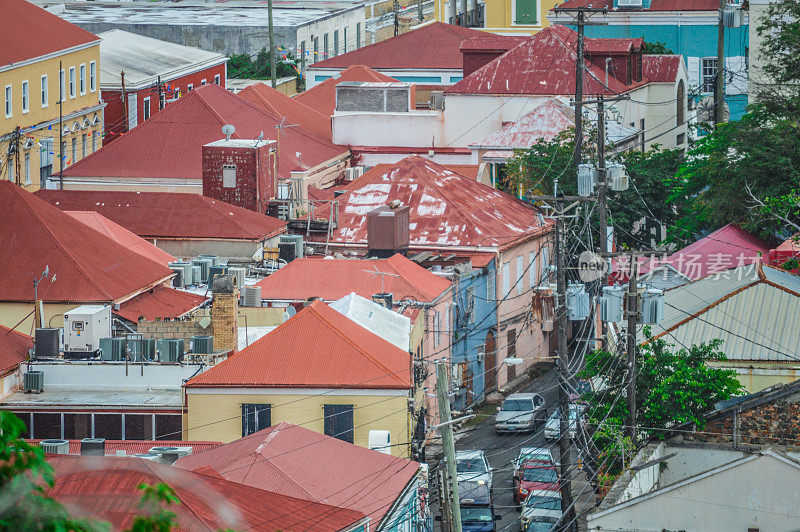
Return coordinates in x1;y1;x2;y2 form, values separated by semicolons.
71;137;77;164
81;133;86;158
24;152;30;185
8;159;14;182
21;80;29;113
94;413;122;440
324;33;329;58
334;30;339;56
301;40;306;66
676;80;685;126
677;132;686;145
5;85;11;118
313;37;319;63
506;329;517;381
701;58;717;93
201;79;207;86
514;0;538;25
241;404;271;437
90;61;96;92
63;413;91;440
40;138;53;182
143;97;151;120
343;28;347;54
214;74;220;85
356;23;361;48
69;67;75;98
33;413;61;439
92;130;97;151
502;261;510;295
487;268;495;301
187;83;194;92
541;246;550;282
529;251;537;288
154;414;182;440
432;310;441;347
79;64;86;95
222;164;237;187
516;255;525;293
59;69;65;102
60;140;66;171
124;414;153;440
323;404;354;443
40;75;48;107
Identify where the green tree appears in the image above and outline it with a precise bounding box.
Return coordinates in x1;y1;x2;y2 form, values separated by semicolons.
642;41;674;55
227;49;302;88
579;329;743;476
125;484;180;532
753;0;800;120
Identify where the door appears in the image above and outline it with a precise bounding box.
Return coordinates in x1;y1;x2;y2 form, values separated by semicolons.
484;331;497;391
506;329;517;382
323;404;354;443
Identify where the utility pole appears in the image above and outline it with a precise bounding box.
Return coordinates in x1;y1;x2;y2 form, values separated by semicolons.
625;255;639;442
121;70;127;133
12;127;21;186
394;0;400;36
573;10;585;166
596;95;608;257
418;0;423;22
268;0;277;89
157;75;163;110
59;60;64;190
436;363;462;532
714;0;725;125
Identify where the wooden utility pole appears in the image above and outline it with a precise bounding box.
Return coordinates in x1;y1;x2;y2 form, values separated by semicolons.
625;255;639;441
157;75;163;110
393;0;400;36
714;0;725;125
418;0;423;22
12;127;21;186
268;0;277;88
436;363;462;532
596;95;608;255
59;60;64;189
121;70;127;133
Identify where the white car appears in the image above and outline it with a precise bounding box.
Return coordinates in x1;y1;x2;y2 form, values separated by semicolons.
520;489;562;532
455;450;493;491
495;393;547;433
544;404;585;441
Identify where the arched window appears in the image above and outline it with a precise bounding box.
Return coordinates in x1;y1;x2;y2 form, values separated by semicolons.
676;80;685;126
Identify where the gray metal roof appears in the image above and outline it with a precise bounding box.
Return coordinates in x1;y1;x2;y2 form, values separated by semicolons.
645;265;800;362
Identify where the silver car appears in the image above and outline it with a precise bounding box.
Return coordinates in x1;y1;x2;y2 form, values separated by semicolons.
455;450;493;491
495;393;547;433
544;404;585;441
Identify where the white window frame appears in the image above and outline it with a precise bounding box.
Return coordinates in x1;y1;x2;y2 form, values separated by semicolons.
4;85;12;118
222;164;236;188
511;0;541;26
8;159;14;181
541;246;550;283
40;75;48;108
24;151;30;185
187;83;194;92
21;80;29;114
69;67;76;99
143;97;151;120
701;57;717;94
201;79;207;86
516;255;525;294
89;61;96;92
59;69;65;102
529;251;537;289
503;261;511;296
79;64;86;95
214;74;220;85
433;311;441;347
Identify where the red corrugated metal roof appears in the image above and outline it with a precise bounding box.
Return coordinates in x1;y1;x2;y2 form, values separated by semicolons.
0;326;30;375
61;84;347;182
471;98;575;149
238;83;332;141
642;54;682;83
295;65;399;117
308;184;336;201
0;182;172;303
771;235;800;266
116;285;207;322
255;253;451;302
446;25;645;96
35;190;286;241
364;162;479;180
174;422;420;528
309;23;488;71
184;300;411;389
65;211;176;265
312;155;553;249
554;0;723;11
460;35;530;52
28;439;222;455
47;454;366;531
0;0;99;67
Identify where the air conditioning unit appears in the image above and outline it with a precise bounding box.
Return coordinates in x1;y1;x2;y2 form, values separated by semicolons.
141;338;157;361
156;338;183;363
34;327;60;358
343;167;365;182
209;265;227;288
133;453;161;462
542;319;554;332
191;335;214;354
280;234;304;258
40;439;69;454
368;430;392;455
80;438;106;456
241;285;262;307
192;258;213;283
191;265;202;285
169;266;184;288
227;267;246;288
100;337;126;361
600;286;625;323
127;338;143;361
197;255;221;267
429;91;444;110
148;446;193;465
23;371;44;393
578;164;595;197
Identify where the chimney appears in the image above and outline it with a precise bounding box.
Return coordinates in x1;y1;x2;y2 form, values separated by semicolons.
211;274;238;352
367;203;410;258
202;138;277;214
372;293;393;309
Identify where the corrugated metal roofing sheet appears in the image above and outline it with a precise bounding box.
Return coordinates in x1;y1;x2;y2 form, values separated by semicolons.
65;211;176;265
0;326;30;375
0;0;99;67
555;0;724;11
238;82;332;141
174;421;420;528
184;300;412;389
28;439;222;455
36;190;286;241
329;293;411;351
314;155;553;249
255;254;451;302
309;22;488;71
643;55;682;83
295;65;399;117
115;285;208;322
61;83;347;182
47;454;366;531
0;182;172;303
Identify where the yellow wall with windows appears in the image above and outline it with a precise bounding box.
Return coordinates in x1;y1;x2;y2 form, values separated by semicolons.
1;43;103;191
433;0;559;34
185;389;412;457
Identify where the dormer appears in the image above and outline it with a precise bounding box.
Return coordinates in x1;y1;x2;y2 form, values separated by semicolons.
586;38;644;87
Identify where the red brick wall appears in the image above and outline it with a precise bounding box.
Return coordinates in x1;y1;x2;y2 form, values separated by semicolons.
101;63;227;138
202;141;277;213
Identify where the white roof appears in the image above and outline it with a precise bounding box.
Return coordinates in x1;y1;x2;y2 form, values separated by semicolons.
98;29;227;90
329;293;411;352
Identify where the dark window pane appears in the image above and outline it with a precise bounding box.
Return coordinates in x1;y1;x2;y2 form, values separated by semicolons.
7;411;31;438
241;404;271;437
124;414;153;440
33;413;61;439
94;414;122;440
155;415;182;441
64;413;91;440
323;404;354;443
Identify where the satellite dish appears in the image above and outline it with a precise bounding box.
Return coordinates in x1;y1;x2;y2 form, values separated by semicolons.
221;124;236;140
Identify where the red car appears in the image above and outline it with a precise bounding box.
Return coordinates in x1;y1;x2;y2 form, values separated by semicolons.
513;459;560;505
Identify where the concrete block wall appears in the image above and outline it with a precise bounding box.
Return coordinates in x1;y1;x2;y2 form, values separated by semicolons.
138;319;209;345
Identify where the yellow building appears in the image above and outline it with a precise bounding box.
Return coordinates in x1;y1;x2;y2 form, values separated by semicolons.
184;300;414;457
433;0;560;35
1;0;103;191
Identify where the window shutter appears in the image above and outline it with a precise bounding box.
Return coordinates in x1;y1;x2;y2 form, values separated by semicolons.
323;404;354;443
687;57;700;91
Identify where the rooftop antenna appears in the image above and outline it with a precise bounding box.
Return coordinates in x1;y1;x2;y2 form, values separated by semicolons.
254;130;264;149
364;267;400;294
274;116;300;130
221;124;236;141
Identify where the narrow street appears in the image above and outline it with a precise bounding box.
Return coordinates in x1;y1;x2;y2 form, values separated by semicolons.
430;368;596;531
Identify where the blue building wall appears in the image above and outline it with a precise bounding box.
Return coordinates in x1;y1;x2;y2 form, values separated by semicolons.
451;260;498;410
570;19;750;120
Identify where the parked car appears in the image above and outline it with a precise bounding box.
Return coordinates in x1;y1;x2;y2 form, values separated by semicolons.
512;447;556;471
544;404;585;441
458;480;501;532
494;393;547;433
513;459;559;504
455;450;493;491
568;379;593;403
520;489;562;531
